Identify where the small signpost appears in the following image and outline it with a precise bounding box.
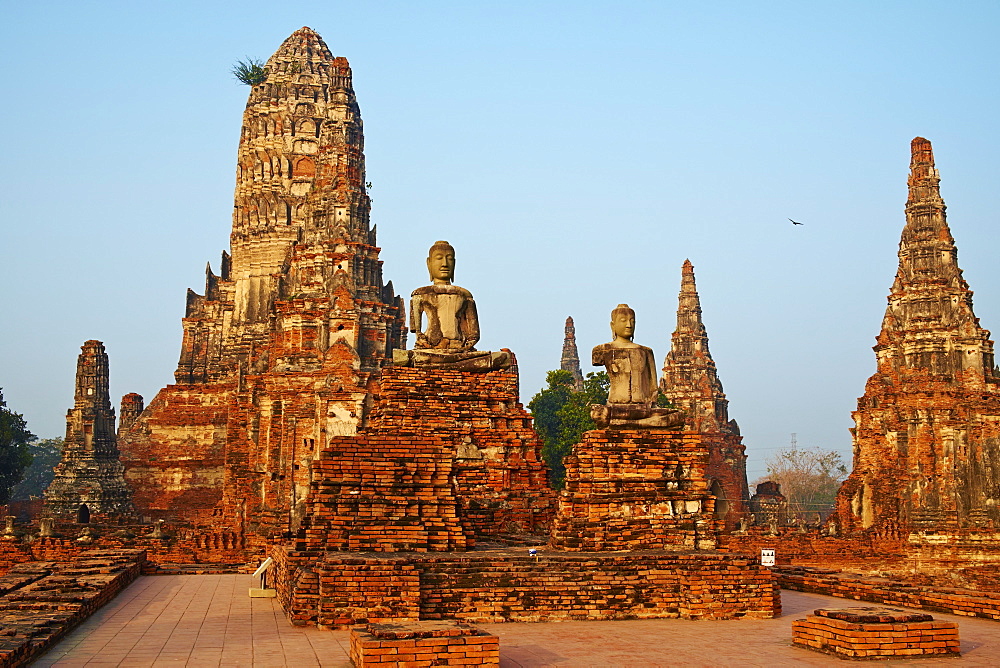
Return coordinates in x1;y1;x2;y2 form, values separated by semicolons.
249;557;276;598
760;549;775;567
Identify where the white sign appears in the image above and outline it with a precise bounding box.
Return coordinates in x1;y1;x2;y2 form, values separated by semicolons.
760;549;775;567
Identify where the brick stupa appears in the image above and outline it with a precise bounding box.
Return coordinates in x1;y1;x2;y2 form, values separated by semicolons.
43;341;135;523
118;28;406;537
833;138;1000;539
560;316;584;391
659;260;749;530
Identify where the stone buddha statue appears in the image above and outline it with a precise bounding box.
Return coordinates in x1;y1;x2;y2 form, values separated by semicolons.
393;240;510;371
590;304;685;428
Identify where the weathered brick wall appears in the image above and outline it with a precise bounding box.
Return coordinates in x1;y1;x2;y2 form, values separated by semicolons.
369;365;555;537
297;434;471;553
118;383;231;525
777;566;1000;621
0;523;268;576
272;546;778;628
792;607;960;659
718;528;907;571
292;364;555;554
551;430;720;551
350;621;499;667
0;549;145;667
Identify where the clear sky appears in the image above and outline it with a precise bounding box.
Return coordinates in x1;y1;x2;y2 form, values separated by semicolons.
2;1;998;483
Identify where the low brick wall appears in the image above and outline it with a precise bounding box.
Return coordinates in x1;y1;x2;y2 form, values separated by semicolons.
349;621;499;667
792;607;959;659
0;549;145;667
777;566;1000;620
274;547;778;628
0;525;267;577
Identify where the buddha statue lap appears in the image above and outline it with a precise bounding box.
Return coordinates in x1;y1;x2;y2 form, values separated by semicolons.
393;240;510;371
590;304;685;429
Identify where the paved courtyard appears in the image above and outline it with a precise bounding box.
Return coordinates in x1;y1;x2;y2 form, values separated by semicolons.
31;574;1000;667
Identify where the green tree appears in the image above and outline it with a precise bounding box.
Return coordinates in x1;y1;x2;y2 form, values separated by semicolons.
11;437;62;501
529;371;609;488
755;446;849;521
0;389;34;504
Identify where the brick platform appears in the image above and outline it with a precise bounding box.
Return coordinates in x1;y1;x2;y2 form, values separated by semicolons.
294;365;555;554
0;549;145;667
550;429;720;551
273;547;778;628
792;606;960;660
349;620;498;667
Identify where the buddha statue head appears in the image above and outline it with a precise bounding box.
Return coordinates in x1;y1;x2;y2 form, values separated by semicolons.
610;304;636;343
426;240;456;285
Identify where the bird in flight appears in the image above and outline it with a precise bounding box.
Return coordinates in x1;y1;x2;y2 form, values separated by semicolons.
788;218;804;226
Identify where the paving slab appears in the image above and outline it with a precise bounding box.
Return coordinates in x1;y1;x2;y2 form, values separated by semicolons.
28;574;1000;666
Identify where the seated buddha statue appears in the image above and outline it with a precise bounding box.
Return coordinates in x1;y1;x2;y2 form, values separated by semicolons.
393;240;510;371
590;304;685;429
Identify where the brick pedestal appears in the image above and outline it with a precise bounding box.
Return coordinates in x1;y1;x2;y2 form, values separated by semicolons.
550;429;720;551
349;620;498;667
792;607;960;659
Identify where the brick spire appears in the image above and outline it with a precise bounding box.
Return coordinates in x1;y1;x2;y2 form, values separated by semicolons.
121;28;407;535
874;137;995;382
560;316;584;391
118;393;144;435
660;260;737;434
834;138;1000;534
43;341;134;523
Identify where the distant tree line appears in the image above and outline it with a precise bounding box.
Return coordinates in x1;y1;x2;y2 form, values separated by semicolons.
0;389;34;504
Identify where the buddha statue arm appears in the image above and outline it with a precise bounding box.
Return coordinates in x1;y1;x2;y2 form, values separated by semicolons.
592;344;608;368
643;347;659;403
409;294;424;337
460;297;481;350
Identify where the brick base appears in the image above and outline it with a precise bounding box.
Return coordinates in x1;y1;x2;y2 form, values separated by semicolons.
349;621;499;667
792;607;960;659
0;549;146;666
274;547;778;627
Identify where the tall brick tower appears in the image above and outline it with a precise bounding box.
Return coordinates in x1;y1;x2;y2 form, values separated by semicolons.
560;316;584;390
660;260;748;529
834;138;1000;535
43;341;134;523
119;28;406;536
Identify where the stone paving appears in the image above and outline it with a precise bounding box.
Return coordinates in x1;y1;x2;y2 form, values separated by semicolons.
31;574;1000;667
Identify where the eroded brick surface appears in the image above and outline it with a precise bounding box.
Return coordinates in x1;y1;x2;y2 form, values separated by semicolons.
792;606;960;659
659;261;749;530
833;138;1000;543
0;549;144;667
550;430;721;551
116;28;406;542
349;621;499;667
294;364;554;552
272;547;778;628
42;341;134;524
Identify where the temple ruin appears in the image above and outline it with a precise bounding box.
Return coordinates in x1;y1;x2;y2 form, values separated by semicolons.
659;261;750;530
117;28;406;538
559;316;584;390
832;137;1000;556
42;341;134;524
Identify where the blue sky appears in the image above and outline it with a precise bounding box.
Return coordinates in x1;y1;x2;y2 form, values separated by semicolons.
2;1;998;482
